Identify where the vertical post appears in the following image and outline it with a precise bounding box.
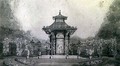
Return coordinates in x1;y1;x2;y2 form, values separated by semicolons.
114;38;117;58
38;48;41;59
68;33;70;55
77;47;80;59
26;46;30;59
27;50;30;59
64;32;66;55
49;34;52;59
49;35;52;55
54;33;57;55
66;33;70;59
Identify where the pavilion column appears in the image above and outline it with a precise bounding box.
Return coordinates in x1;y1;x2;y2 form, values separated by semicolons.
53;33;56;55
54;33;57;55
65;33;68;55
49;34;52;55
63;32;66;55
65;32;70;55
68;33;70;55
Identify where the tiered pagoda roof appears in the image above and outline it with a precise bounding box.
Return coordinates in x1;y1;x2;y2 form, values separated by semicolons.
43;11;77;34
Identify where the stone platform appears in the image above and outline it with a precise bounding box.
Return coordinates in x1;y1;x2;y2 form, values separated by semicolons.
3;55;87;66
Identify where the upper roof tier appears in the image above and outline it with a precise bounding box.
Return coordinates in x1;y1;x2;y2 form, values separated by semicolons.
53;10;67;20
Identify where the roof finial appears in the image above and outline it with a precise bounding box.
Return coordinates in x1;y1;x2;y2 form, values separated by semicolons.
59;10;61;15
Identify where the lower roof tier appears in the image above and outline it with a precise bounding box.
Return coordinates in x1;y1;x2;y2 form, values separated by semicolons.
43;22;77;34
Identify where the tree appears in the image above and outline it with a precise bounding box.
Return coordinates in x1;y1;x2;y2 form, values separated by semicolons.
97;0;120;40
102;43;113;57
0;0;20;29
97;0;120;55
0;0;20;41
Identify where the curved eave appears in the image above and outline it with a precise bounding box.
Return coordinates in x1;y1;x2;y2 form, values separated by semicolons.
42;27;51;34
67;28;77;35
42;26;77;34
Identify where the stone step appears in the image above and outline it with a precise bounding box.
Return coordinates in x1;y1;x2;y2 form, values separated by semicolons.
36;63;79;66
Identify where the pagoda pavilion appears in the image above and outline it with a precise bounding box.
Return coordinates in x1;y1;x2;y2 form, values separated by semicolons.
42;11;77;55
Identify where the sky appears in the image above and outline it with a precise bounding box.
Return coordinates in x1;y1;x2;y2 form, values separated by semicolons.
11;0;114;40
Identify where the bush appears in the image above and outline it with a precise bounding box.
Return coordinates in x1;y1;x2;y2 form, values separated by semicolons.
80;50;89;58
115;54;120;61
